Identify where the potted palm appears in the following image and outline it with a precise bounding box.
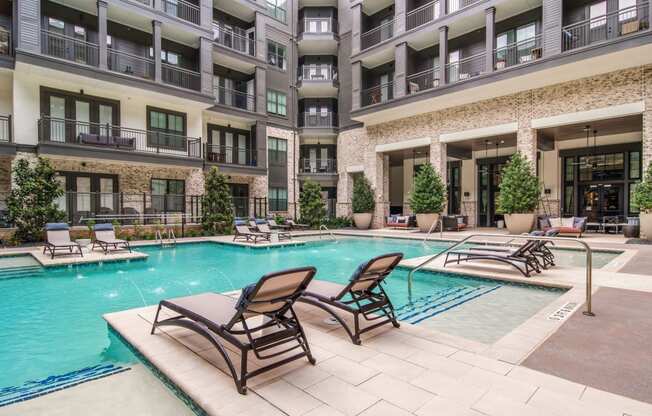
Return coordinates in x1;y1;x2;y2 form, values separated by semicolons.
408;163;446;232
497;152;540;234
632;162;652;240
351;176;375;229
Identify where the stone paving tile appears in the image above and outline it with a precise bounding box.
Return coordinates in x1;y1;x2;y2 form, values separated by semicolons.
581;387;652;416
358;400;413;416
362;332;420;359
450;349;514;375
459;367;539;404
303;404;346;416
527;387;621;416
472;391;552;416
415;396;486;416
304;376;380;416
410;371;488;408
358;374;435;413
360;353;426;381
405;351;474;379
316;356;379;386
256;379;323;416
399;334;459;357
506;365;586;399
282;364;332;390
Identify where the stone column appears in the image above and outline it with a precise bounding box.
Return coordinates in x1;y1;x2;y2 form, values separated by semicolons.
430;139;447;184
255;12;266;62
485;7;495;73
643;66;652;169
199;37;213;96
152;20;162;83
394;42;408;99
255;66;267;115
351;3;362;54
395;0;406;35
352;61;362;110
440;0;446;18
97;1;108;70
372;152;390;228
255;121;267;169
516;92;537;164
439;26;448;85
200;0;212;29
337;172;353;217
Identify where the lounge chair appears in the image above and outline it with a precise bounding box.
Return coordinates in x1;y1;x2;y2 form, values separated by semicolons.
286;219;309;230
151;267;318;394
268;219;291;230
43;223;83;259
233;221;269;243
444;241;540;277
299;253;404;345
92;223;131;254
467;230;557;269
257;222;292;240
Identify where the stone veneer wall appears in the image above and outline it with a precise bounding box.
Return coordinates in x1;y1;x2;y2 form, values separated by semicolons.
267;125;299;218
0;157;11;195
338;65;652;228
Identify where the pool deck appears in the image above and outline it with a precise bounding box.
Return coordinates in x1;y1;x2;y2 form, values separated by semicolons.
104;295;652;416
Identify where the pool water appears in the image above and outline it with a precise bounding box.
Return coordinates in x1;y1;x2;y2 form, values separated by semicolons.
0;237;569;404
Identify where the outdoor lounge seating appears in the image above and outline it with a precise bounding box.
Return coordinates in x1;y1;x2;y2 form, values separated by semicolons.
444;241;541;277
151;267;317;394
386;215;416;228
541;216;587;237
442;215;468;231
233;221;270;243
43;223;83;259
92;223;131;254
286;219;309;230
467;230;558;270
79;132;135;149
257;222;291;240
299;253;404;345
268;219;291;230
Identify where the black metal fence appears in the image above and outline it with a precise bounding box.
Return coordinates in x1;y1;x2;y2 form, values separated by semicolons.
162;0;201;25
41;30;99;66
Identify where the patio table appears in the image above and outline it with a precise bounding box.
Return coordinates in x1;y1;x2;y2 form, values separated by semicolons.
586;222;602;233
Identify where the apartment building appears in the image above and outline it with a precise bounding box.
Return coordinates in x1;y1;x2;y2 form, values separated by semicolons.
337;0;652;228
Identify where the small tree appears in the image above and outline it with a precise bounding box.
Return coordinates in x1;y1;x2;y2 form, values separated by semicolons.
299;180;326;228
202;167;234;234
497;152;540;214
7;157;65;243
86;219;96;239
632;162;652;213
351;176;375;213
408;163;446;214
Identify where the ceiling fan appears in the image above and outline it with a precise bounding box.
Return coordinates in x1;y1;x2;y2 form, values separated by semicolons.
571;126;602;168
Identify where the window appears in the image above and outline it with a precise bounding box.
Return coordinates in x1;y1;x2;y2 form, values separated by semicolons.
269;187;288;211
149;49;181;66
266;90;287;116
147;107;186;150
267;40;287;70
629;151;641;179
589;1;607;28
266;0;287;23
268;137;287;165
151;179;185;212
619;0;637;21
48;18;65;33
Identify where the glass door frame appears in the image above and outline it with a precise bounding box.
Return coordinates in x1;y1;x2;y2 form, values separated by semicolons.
476;156;509;227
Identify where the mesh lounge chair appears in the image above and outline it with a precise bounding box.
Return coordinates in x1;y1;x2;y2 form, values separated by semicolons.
151;267;317;394
444;240;540;277
233;221;269;243
268;219;291;230
286;219;309;230
92;223;131;254
467;230;558;269
299;253;404;345
257;222;291;240
43;223;83;259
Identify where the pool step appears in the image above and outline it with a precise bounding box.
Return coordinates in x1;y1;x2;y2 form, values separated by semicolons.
0;265;44;280
396;285;502;325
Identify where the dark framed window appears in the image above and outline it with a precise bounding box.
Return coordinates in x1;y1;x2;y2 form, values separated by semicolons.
266;90;287;116
269;187;288;211
266;0;287;23
151;178;185;213
268;137;287;165
147;107;187;150
447;161;461;215
267;40;287;70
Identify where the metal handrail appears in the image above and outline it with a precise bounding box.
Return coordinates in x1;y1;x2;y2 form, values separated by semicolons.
407;233;594;316
319;224;336;240
422;217;443;245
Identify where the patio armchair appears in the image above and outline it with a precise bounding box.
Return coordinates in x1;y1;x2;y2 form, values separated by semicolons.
442;215;468;231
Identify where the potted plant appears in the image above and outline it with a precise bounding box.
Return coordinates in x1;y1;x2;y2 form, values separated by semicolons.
408;163;446;232
351;176;375;229
632;162;652;240
497;152;541;234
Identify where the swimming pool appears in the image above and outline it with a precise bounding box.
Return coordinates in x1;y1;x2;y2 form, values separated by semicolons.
0;236;592;405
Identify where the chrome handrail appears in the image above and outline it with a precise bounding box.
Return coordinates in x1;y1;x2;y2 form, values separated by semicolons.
407;233;594;316
319;224;336;240
422;217;443;245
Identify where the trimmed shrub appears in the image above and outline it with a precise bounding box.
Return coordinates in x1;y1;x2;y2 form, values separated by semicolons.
351;176;375;214
408;163;446;214
497;152;540;214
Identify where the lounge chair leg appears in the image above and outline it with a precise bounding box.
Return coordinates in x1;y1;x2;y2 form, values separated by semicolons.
238;349;248;394
150;305;162;334
353;313;361;345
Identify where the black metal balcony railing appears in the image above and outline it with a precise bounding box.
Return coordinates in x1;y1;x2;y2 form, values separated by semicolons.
361;82;394;107
212;23;255;56
446;52;486;83
406;67;440;94
494;35;542;70
38;117;202;159
162;0;201;25
214;86;256;112
205;144;263;167
407;1;440;31
41;30;99;67
446;0;481;14
562;3;650;52
107;49;155;80
0;26;11;56
361;19;394;50
299;65;338;82
162;63;201;91
300;18;338;35
300;158;337;174
299;112;338;128
0;115;11;143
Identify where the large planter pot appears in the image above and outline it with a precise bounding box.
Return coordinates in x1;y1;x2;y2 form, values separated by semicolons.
640;212;652;240
416;213;440;233
504;213;535;235
353;213;373;230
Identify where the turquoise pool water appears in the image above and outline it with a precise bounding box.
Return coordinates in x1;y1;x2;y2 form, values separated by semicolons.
0;237;571;405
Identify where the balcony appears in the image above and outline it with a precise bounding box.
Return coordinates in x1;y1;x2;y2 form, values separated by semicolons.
0;26;11;57
361;20;394;50
562;3;650;52
205;144;265;169
299;158;337;174
406;67;440;94
108;49;155;80
0;115;11;143
406;1;440;31
37;117;203;162
214;86;256;112
212;23;256;57
299;17;338;35
446;52;485;83
161;0;201;25
445;0;481;14
41;30;99;67
361;82;394;107
494;35;542;70
298;112;338;129
162;63;201;91
298;18;339;54
297;65;339;97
